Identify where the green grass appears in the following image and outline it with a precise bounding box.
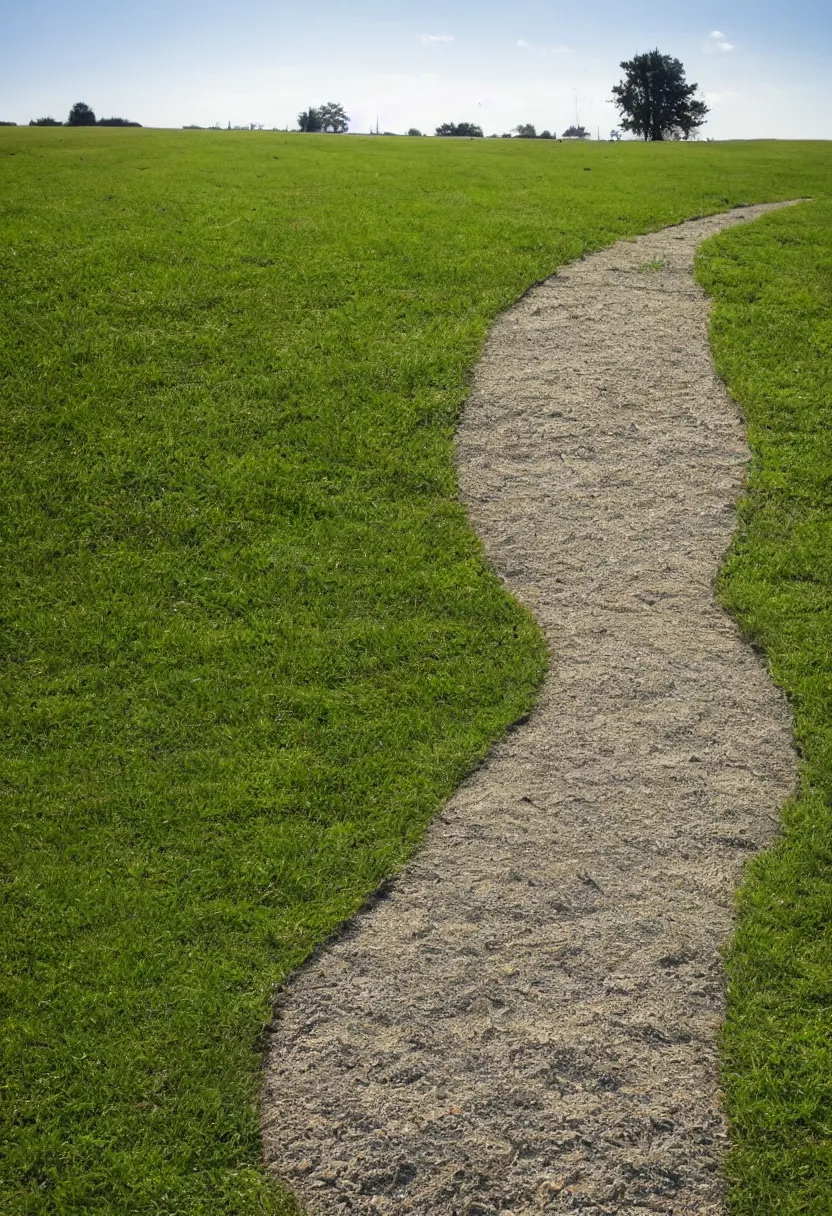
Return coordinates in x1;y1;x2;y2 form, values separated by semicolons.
699;199;832;1214
0;128;831;1216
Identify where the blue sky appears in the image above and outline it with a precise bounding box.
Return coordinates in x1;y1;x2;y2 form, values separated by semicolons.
3;0;830;137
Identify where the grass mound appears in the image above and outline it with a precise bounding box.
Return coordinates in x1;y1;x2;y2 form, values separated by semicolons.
1;128;831;1213
700;198;832;1215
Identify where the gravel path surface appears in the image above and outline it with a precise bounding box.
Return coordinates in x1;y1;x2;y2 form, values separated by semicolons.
262;206;798;1215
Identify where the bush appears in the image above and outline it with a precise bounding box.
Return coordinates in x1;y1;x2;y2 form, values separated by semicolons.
97;117;142;127
29;117;61;126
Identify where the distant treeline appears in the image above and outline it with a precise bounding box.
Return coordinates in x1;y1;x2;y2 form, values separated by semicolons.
435;122;593;139
28;103;141;128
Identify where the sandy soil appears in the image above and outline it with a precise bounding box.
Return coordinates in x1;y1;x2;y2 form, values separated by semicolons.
261;205;798;1215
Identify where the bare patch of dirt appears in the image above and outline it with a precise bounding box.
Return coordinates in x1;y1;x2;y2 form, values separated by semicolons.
262;206;799;1214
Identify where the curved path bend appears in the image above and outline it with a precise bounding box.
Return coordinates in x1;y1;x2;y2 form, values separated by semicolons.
262;206;798;1215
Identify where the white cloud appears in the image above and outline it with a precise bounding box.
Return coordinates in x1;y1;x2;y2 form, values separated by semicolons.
422;34;454;45
708;30;735;51
705;90;740;105
541;44;574;56
517;39;529;48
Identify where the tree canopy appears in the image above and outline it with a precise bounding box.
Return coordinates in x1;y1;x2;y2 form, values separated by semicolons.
562;124;590;139
319;102;348;133
97;116;141;127
514;123;537;139
297;104;348;133
29;117;61;126
67;102;96;127
297;107;323;132
611;50;708;141
435;122;483;138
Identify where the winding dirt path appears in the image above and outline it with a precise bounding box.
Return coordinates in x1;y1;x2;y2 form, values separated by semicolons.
262;206;798;1215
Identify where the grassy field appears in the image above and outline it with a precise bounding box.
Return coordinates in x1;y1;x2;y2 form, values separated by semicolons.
0;128;830;1215
699;199;832;1214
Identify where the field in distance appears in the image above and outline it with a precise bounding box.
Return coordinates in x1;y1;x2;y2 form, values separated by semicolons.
1;128;831;1214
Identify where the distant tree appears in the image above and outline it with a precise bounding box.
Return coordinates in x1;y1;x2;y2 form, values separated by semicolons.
407;127;422;137
319;102;349;133
97;117;141;127
297;107;323;132
562;124;590;139
609;128;622;141
435;122;483;137
0;121;17;126
30;116;61;126
539;129;553;139
514;123;537;138
67;102;96;126
500;132;513;139
611;49;708;141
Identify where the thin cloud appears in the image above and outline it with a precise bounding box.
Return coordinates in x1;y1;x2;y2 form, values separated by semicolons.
708;30;735;51
517;39;529;48
705;90;740;105
422;34;454;45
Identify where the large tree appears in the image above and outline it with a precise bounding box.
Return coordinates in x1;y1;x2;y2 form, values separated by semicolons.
67;102;96;127
297;107;323;132
319;102;349;133
611;50;708;141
